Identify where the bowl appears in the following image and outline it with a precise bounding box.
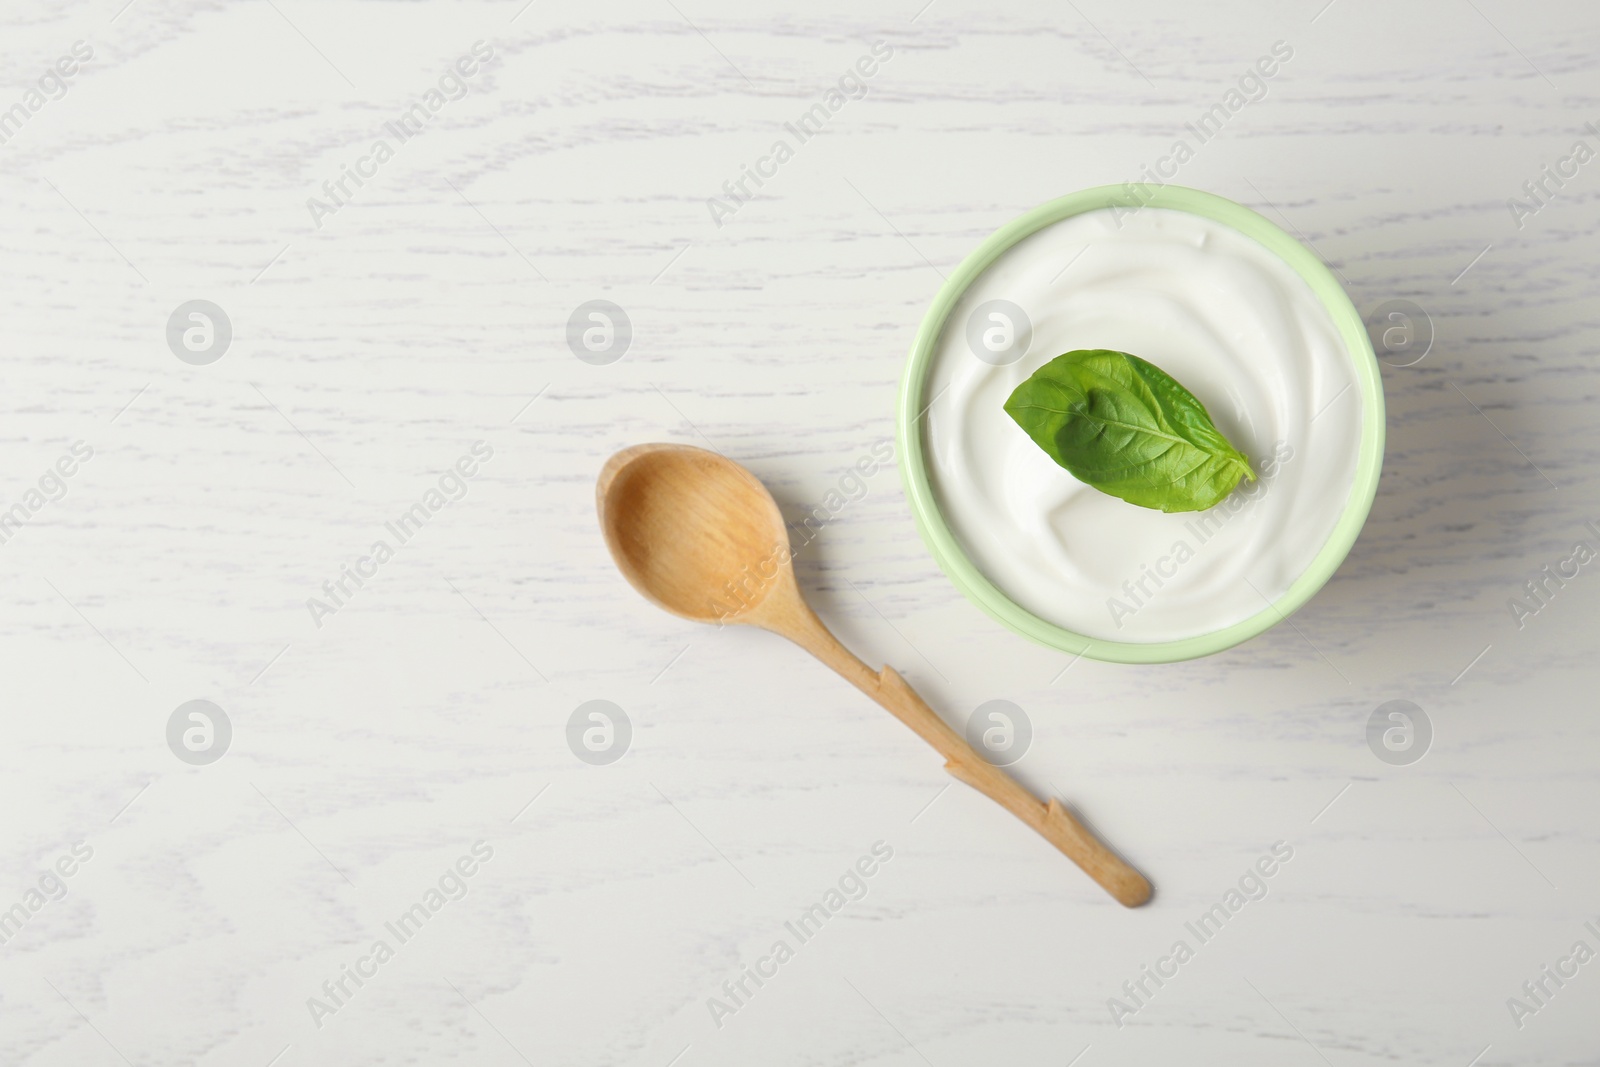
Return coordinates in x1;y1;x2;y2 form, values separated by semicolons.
895;185;1385;664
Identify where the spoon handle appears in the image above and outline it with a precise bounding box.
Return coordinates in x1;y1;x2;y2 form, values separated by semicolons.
873;667;1152;908
777;610;1151;907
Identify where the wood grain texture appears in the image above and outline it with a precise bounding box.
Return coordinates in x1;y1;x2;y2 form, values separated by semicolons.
2;0;1599;1063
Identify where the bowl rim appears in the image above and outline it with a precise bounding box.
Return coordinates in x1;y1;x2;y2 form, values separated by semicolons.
894;184;1386;664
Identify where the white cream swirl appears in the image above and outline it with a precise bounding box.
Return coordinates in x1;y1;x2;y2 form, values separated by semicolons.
925;207;1361;643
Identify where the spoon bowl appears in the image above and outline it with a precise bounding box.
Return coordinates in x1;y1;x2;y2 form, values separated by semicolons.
598;443;790;624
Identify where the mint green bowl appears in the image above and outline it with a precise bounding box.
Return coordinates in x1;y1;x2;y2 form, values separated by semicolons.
895;185;1385;664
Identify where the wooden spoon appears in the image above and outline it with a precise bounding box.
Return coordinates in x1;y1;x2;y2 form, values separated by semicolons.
596;442;1152;907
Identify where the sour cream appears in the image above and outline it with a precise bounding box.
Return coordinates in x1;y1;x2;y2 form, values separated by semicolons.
924;207;1361;643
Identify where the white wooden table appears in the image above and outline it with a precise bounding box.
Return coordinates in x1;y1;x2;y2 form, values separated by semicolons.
2;0;1597;1063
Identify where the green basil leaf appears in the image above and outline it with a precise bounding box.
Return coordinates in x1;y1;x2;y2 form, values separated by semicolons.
1003;349;1254;513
